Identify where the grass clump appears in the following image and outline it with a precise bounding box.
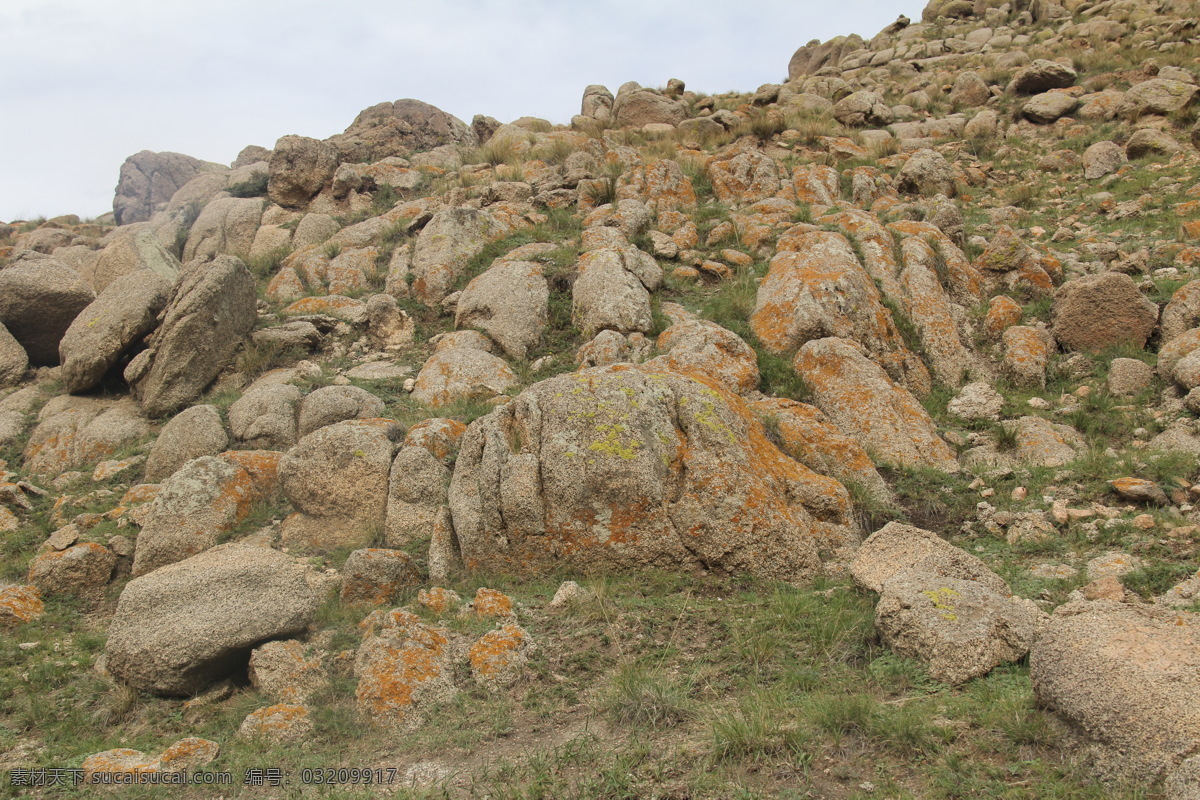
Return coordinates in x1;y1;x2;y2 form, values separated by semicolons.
600;662;693;729
228;172;269;198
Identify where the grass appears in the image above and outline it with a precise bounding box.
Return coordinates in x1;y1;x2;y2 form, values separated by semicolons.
599;662;693;729
227;172;268;198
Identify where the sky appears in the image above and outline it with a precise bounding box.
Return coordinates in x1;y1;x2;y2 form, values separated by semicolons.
0;0;917;221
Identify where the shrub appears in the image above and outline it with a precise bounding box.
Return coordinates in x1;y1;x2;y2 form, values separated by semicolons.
228;172;269;198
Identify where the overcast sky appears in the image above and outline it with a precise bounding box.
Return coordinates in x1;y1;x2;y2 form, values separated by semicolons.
0;0;916;221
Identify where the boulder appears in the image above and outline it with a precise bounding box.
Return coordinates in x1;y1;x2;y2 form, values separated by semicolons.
1126;129;1182;160
612;86;687;127
455;260;548;360
267;135;339;210
876;571;1039;685
228;384;301;450
182;197;264;262
59;270;172;394
23;399;149;476
646;318;759;396
1119;78;1199;118
1010;415;1084;468
279;419;395;552
572;247;657;336
131;455;262;576
1051;272;1158;353
113;150;212;225
0;323;27;387
27;542;116;605
106;543;320;696
297;385;385;439
449;364;854;582
946;381;1005;422
832;91;894;128
1107;357;1154;397
129;256;258;417
1002;325;1054;388
355;610;456;730
1031;601;1200;782
896;149;957;197
1022;90;1079;124
1007;59;1077;95
751;397;889;501
1082;141;1126;180
851;522;1010;595
339;548;420;604
793;337;957;471
706;149;783;206
144;405;229;483
581;85;615;121
410;207;505;306
88;225;181;294
329;99;475;162
410;333;517;408
577;330;652;368
0;257;95;365
385;444;451;548
950;71;991;107
248;640;328;703
470;623;531;691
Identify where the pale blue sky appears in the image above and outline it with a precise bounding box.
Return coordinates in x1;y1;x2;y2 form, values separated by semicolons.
0;0;916;221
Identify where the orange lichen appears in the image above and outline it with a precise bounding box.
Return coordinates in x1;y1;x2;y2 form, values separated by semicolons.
468;624;528;685
220;450;282;496
417;587;461;614
0;584;44;626
471;587;514;618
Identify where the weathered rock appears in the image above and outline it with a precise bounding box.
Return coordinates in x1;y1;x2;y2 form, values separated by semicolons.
330;99;474;162
26;542;115;604
449;364;853;581
248;640;328;703
1108;477;1168;505
752;397;889;501
410;207;505;306
876;571;1039;685
612;85;686;127
385;445;451;548
455;260;548;359
267;135;339;209
1008;60;1077;95
297;385;385;439
355;610;456;730
410;334;517;408
1107;357;1154;397
1119;78;1199;118
1002;325;1054;388
113;150;212;225
1011;415;1084;467
1082;141;1126;180
130;256;258;417
0;323;27;387
279;419;395;552
144;405;229;483
1031;601;1200;781
574;252;653;335
182;197;264;262
365;294;414;351
238;704;314;743
59;270;172;394
576;330;652;367
1022;90;1079;124
106;543;320;696
132;455;261;576
646;318;759;396
793;338;957;471
0;258;95;365
88;224;181;294
228;385;301;450
707;148;783;206
24;399;150;476
0;584;43;627
1126;129;1182;160
832;90;894;127
851;522;1010;595
340;548;420;604
897;149;957;197
469;623;531;691
1051;272;1158;353
947;382;1004;422
581;85;614;121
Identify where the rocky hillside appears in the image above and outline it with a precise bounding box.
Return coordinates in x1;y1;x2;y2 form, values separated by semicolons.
2;0;1200;796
